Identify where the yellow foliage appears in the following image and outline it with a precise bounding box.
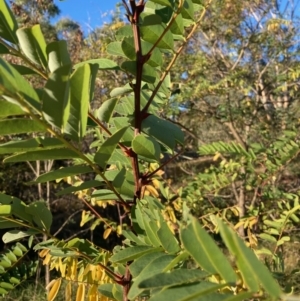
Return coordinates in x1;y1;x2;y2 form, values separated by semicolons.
47;278;62;301
76;283;85;301
103;228;112;239
65;282;72;301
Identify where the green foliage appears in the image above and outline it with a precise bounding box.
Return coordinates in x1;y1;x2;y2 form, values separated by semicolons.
0;0;297;300
0;242;38;295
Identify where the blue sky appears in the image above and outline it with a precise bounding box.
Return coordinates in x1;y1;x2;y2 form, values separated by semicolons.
53;0;120;32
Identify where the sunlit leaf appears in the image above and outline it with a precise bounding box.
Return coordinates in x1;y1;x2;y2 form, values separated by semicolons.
16;25;47;69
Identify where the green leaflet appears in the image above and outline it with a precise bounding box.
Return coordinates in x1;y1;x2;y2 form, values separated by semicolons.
0;137;64;155
121;37;163;68
132;134;161;161
181;0;195;21
74;58;120;70
65;63;97;140
128;253;175;300
218;219;282;298
46;40;72;73
28;202;52;231
170;12;184;35
56;180;102;196
0;119;46;135
149;0;174;8
110;246;162;263
141;115;184;150
0;43;9;54
34;164;93;183
121;61;157;83
147;282;228;301
92;189;129;201
97;98;119;123
106;41;128;57
3;148;80;163
140;24;174;50
3;230;38;244
110;83;133;97
10;64;40;75
0;0;18;44
0;58;41;111
138;269;209;289
94;127;128;168
157;222;180;254
180;218;237;283
98;284;114;300
42;64;71;130
16;25;47;69
112;168;135;198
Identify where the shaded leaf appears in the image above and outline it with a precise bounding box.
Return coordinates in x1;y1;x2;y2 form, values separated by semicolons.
112;168;135;198
132;134;161;161
148;282;228;301
157;222;180;254
56;180;102;196
97;98;119;123
140;24;174;50
0;137;63;155
26;202;52;231
42;64;71;129
139;269;209;289
0;58;41;111
34;165;93;183
3;148;80;163
98;284;114;300
110;246;162;263
74;58;120;70
0;0;18;43
141;115;184;150
94;127;128;168
121;61;157;83
65;63;95;140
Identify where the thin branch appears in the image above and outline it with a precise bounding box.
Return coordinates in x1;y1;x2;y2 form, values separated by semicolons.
142;0;212;113
53;210;82;236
